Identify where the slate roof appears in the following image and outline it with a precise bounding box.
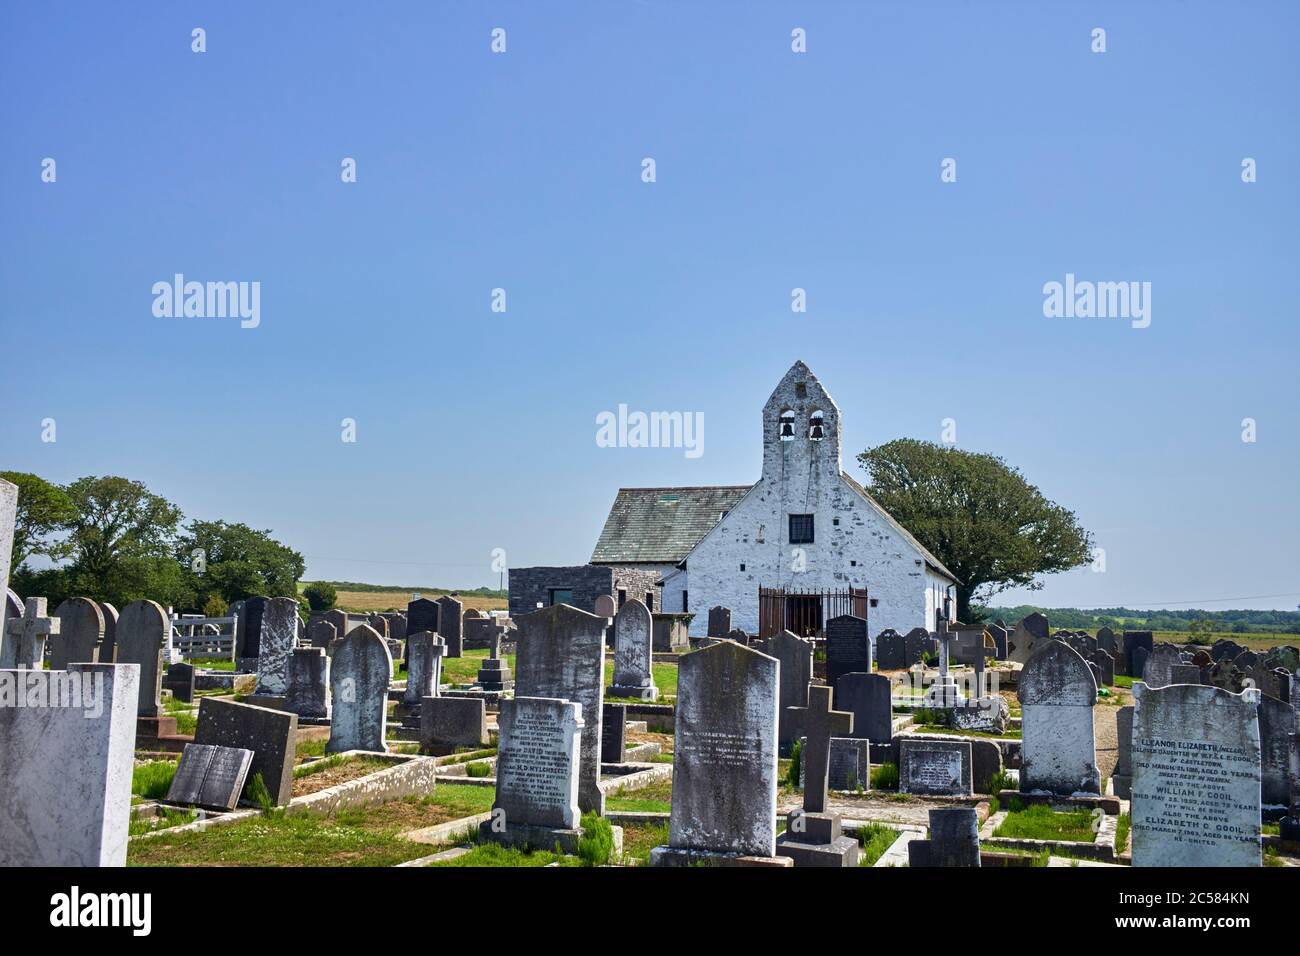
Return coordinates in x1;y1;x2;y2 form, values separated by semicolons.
591;486;752;564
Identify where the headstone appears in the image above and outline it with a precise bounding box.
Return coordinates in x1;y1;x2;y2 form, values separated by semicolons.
388;613;407;643
1124;631;1154;679
986;622;1009;661
0;479;14;608
824;614;870;689
777;684;858;866
770;629;812;753
903;626;933;666
707;606;731;638
438;595;464;657
909;807;981;868
307;619;337;650
324;609;349;647
405;598;439;663
166;743;254;811
594;594;616;620
164;662;195;703
1113;705;1134;799
798;737;872;791
514;604;607;814
51;597;104;669
725;628;749;647
194;696;298;806
609;598;657;700
1142;643;1182;689
1131;645;1150;683
875;629;906;670
1169;663;1204;686
1211;638;1244;662
899;738;973;796
97;601;119;662
1;596;59;669
1283;733;1300;842
367;614;389;638
0;662;138;866
286;647;330;719
327;624;393;753
1096;626;1117;658
602;702;627;763
1018;641;1100;795
1259;695;1297;808
420;696;488;755
486;697;583;842
835;671;892;744
403;631;446;706
1233;650;1260;672
1090;648;1115;686
650;640;782;865
254;597;298;696
476;629;513;690
236;596;268;662
1009;612;1049;663
1131;683;1261;867
116;599;167;718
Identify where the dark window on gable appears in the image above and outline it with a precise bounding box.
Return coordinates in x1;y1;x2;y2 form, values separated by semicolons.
645;592;655;612
617;589;627;606
789;513;814;544
682;590;689;612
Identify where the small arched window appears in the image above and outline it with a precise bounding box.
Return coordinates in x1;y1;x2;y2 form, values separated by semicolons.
779;409;795;441
808;410;825;441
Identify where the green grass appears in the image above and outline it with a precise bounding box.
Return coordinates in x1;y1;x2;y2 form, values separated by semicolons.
293;753;391;780
1115;813;1131;853
464;762;492;778
1113;675;1135;689
856;823;899;867
621;821;670;865
132;761;178;800
185;657;236;671
129;784;498;866
296;737;329;760
607;776;672;813
577;811;615;866
427;842;576;867
601;659;678;700
440;649;516;686
129;807;196;837
993;802;1096;843
173;712;197;735
870;762;899;791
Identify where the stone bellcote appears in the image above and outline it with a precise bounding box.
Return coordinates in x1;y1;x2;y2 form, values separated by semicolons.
761;360;842;484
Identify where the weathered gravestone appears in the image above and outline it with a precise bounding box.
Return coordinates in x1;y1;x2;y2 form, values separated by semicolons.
1008;612;1050;663
1259;695;1297;808
254;596;299;696
236;596;268;667
420;696;488;755
1096;626;1117;659
481;696;620;855
649;640;787;866
875;629;906;670
1124;631;1154;679
609;598;657;700
1281;733;1300;842
438;595;464;657
51;597;104;669
899;737;973;795
726;628;750;647
1141;643;1183;689
388;613;407;643
1090;648;1115;686
707;605;731;638
307;619;337;650
97;601;119;662
904;626;935;667
514;604;607;814
602;702;627;763
195;696;298;807
286;647;330;719
835;671;892;747
327;624;392;753
908;807;981;868
403;631;446;706
0;480;15;645
825;614;870;689
1;596;59;669
1113;705;1134;799
117;599;167;721
986;622;1009;661
1019;640;1100;795
777;684;858;866
164;662;195;704
405;598;439;664
324;609;349;647
0;662;138;866
166;743;254;811
1131;682;1261;867
769;629;812;754
798;736;872;791
367;614;389;638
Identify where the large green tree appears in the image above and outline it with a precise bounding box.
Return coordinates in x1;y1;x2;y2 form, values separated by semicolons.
856;439;1092;623
0;470;77;573
175;520;305;612
61;476;187;606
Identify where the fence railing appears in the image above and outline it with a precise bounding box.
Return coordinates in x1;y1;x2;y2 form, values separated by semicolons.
169;614;238;662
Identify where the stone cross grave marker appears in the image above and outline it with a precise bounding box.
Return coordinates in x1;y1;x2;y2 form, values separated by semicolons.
787;684;852;814
51;597;104;669
2;597;60;669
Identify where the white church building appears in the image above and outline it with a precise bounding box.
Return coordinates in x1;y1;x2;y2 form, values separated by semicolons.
591;361;958;638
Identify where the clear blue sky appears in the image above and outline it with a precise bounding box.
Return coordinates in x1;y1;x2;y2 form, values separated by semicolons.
2;2;1297;611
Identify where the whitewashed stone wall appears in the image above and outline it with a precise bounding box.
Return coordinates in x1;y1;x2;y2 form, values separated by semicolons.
682;362;952;636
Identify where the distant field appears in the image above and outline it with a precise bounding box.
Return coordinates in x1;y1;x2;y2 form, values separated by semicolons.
1071;629;1296;651
331;589;507;613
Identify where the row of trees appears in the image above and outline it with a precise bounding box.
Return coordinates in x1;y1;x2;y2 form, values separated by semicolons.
3;471;305;613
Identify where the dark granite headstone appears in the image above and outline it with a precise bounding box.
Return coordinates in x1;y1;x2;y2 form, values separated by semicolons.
602;702;627;763
835;671;892;744
707;606;731;638
194;697;297;806
166;743;254;811
824;615;870;689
